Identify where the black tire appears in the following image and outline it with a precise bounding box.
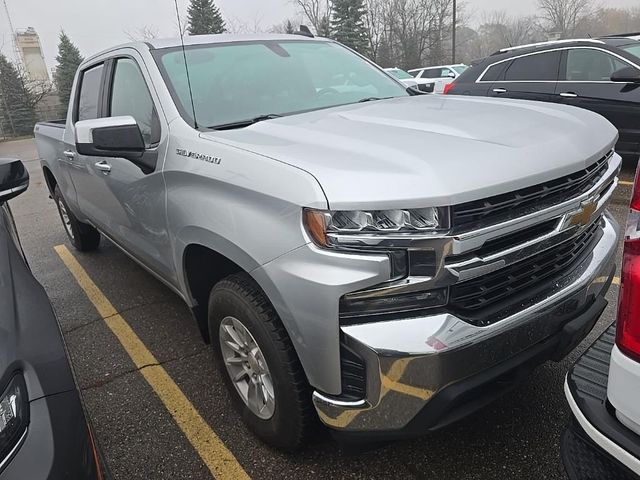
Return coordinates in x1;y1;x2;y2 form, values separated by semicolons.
208;272;314;451
53;185;101;251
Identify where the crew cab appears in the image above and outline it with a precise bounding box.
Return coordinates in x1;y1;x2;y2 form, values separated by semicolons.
35;33;621;450
562;163;640;480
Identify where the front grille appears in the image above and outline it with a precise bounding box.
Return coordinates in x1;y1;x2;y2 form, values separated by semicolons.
452;153;611;231
450;218;602;325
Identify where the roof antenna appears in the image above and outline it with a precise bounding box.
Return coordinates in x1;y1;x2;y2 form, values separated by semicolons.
295;25;314;38
173;0;198;129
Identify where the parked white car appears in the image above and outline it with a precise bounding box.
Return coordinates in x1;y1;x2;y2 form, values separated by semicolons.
384;67;434;93
409;64;468;93
562;164;640;479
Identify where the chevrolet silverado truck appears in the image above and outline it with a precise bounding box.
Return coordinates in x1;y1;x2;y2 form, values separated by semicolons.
35;33;621;450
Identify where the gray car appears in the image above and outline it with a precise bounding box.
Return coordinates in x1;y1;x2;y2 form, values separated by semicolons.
0;158;102;478
35;33;621;450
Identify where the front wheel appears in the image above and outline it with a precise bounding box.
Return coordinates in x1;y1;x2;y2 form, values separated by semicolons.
208;272;314;450
53;185;101;251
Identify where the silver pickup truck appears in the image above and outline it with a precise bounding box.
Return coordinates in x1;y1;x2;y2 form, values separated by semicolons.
35;33;621;450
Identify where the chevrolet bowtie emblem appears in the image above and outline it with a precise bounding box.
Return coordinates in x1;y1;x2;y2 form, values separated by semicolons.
569;199;598;227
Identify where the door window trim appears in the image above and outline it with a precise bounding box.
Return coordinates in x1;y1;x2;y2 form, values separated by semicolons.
475;46;640;84
72;60;107;124
104;54;162;147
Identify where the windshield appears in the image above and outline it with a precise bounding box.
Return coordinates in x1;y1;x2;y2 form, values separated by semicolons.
153;40;408;128
452;65;468;75
621;44;640;61
387;68;413;80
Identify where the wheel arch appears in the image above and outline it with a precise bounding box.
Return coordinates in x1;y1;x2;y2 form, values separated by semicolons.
42;165;57;196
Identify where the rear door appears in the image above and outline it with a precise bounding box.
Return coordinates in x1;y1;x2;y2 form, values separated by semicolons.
557;47;640;157
65;61;106;221
489;50;561;102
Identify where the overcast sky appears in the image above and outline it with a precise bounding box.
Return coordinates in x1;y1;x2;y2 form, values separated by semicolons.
1;0;639;74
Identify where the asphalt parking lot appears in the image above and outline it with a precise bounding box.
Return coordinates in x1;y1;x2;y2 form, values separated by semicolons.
1;137;636;480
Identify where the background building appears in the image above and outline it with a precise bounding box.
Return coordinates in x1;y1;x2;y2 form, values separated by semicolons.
15;27;50;84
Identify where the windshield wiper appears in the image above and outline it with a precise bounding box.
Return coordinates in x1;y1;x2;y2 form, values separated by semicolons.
209;114;283;130
358;96;393;103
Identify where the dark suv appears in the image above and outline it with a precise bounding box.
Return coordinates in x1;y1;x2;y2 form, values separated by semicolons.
0;158;102;479
447;35;640;159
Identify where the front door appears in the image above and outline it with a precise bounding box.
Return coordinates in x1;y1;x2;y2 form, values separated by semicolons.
71;52;174;283
557;48;640;157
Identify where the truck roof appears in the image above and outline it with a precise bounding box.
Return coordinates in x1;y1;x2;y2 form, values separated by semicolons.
83;34;330;63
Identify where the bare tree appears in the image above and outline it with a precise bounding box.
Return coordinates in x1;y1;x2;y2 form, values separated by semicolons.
225;15;265;34
537;0;593;38
294;0;331;35
124;25;160;41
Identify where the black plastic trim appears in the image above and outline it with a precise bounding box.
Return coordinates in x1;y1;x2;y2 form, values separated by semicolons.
567;323;640;461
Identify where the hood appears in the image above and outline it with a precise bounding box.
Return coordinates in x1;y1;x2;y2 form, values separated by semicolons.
202;95;618;210
0;205;76;400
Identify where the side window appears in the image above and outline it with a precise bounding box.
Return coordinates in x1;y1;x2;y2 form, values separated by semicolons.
480;62;509;82
504;51;561;81
422;69;437;78
110;58;161;146
76;64;104;122
564;49;630;81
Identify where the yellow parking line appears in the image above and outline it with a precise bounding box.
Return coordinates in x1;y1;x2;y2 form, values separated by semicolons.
54;245;250;480
613;276;621;286
619;180;634;186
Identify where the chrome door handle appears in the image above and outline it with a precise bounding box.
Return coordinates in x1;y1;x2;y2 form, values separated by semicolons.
493;88;507;94
63;150;76;159
94;160;112;174
560;92;578;98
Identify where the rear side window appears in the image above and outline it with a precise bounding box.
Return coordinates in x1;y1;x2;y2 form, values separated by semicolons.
503;51;561;81
480;62;509;82
564;48;630;81
76;64;104;122
109;58;161;146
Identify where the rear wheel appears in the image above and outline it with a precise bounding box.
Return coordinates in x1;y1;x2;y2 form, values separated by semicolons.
53;185;100;251
208;272;314;450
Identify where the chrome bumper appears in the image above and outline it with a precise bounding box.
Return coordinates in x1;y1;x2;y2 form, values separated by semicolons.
313;213;619;433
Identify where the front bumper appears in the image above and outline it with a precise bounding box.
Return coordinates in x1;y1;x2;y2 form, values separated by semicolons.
0;390;101;479
313;213;619;437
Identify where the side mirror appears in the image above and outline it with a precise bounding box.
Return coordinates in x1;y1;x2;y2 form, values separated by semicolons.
447;72;456;78
611;66;640;84
75;116;145;160
0;158;29;203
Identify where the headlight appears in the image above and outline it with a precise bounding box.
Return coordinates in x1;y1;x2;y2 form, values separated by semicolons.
0;375;28;466
303;207;448;248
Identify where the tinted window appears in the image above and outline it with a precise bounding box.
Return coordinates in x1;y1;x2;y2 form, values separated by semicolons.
155;41;407;129
110;58;160;146
504;51;560;81
621;44;640;61
77;64;104;121
565;48;630;81
421;68;440;78
481;62;508;82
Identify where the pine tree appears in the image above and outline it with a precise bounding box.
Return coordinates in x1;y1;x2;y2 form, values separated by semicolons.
54;31;83;111
285;20;295;34
330;0;369;54
0;54;36;136
187;0;226;35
